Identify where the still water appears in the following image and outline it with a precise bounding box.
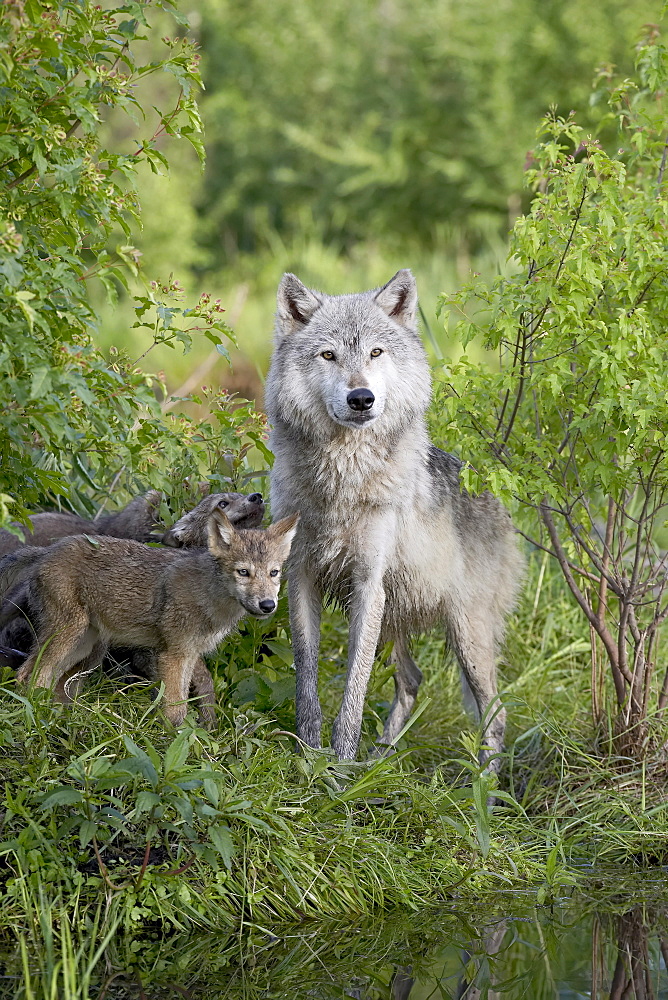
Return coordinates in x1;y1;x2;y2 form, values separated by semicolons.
5;888;668;998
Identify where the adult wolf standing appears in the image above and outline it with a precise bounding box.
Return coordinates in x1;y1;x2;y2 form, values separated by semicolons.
265;269;523;770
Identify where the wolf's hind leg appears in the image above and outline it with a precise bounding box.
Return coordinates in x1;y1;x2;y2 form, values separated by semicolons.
447;608;505;774
378;636;422;749
289;565;323;749
55;640;107;702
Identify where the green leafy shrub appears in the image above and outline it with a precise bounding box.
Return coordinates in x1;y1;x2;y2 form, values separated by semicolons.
434;29;668;748
0;0;262;528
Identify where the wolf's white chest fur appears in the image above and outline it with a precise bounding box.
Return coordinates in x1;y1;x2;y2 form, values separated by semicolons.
279;423;453;604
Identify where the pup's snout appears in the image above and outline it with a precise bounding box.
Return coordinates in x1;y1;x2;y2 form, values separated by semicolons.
248;493;263;504
258;598;276;614
347;387;375;412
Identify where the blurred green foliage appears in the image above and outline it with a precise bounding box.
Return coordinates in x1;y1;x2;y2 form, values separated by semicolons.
432;29;668;742
99;0;659;372
197;0;657;256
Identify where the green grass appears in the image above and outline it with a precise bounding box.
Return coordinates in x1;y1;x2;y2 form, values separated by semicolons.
3;552;668;996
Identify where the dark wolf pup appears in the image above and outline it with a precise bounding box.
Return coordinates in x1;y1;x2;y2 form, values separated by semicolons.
6;509;298;726
0;491;162;558
265;269;523;770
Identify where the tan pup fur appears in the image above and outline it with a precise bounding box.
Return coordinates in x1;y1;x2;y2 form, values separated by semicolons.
0;490;266;705
13;510;299;726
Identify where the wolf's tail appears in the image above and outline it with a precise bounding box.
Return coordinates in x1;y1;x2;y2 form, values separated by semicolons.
0;548;45;601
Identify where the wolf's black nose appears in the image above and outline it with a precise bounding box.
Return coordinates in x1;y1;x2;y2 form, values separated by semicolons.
258;599;276;614
248;493;263;504
347;388;375;411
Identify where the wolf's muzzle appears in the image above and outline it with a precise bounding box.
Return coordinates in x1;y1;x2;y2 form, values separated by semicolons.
347;388;375;412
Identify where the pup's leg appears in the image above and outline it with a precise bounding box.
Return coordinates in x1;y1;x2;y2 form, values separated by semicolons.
190;657;216;728
289;565;323;749
446;606;505;774
378;635;423;748
331;578;386;761
54;640;107;702
17;610;91;690
156;651;197;727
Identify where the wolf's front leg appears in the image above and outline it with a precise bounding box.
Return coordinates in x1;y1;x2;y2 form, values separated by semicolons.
288;564;322;749
190;656;216;728
157;651;198;727
332;579;386;761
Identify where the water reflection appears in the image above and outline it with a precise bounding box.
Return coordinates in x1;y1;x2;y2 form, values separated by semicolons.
5;899;668;998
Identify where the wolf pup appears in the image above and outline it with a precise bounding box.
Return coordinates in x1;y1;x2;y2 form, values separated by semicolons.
0;491;162;558
161;490;264;545
265;269;523;770
8;510;298;726
0;490;265;659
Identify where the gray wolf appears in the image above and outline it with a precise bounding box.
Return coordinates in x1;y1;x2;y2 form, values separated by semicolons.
5;509;298;726
0;491;267;702
265;269;523;769
0;491;162;557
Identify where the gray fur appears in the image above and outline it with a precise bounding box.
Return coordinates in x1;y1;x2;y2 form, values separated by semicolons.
161;491;264;546
265;269;524;770
11;511;298;727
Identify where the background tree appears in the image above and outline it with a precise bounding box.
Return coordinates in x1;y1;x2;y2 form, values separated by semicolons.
97;0;659;377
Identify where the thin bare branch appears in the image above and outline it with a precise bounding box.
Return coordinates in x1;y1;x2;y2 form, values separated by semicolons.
540;503;628;699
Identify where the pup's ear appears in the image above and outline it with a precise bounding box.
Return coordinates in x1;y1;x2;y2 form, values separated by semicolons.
143;490;162;517
267;512;300;550
374;269;417;329
276;274;322;335
208;508;236;552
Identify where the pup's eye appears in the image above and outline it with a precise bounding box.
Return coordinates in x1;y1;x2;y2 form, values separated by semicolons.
321;350;335;361
370;348;383;358
218;500;229;508
236;568;249;577
270;569;279;577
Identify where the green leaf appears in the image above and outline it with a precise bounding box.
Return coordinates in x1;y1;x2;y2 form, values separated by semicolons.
40;788;84;809
163;729;192;776
208;824;235;870
79;820;97;847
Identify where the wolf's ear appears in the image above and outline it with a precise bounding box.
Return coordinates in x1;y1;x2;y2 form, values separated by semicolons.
267;512;300;551
374;269;417;328
276;274;322;335
208;508;236;552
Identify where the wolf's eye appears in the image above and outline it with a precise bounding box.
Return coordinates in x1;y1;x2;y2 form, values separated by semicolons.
236;568;249;576
321;350;335;361
370;348;383;358
218;500;229;508
270;569;279;577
